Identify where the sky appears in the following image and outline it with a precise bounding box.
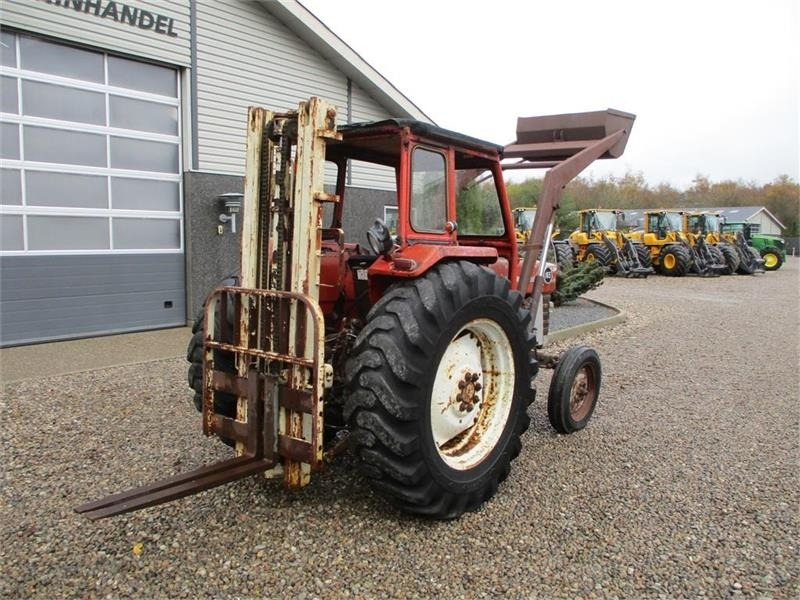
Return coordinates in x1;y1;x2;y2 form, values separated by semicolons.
299;0;799;190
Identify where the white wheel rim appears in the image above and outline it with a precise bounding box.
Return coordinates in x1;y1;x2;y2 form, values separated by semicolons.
430;318;515;470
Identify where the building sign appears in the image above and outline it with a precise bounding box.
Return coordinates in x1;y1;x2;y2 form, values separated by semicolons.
36;0;178;37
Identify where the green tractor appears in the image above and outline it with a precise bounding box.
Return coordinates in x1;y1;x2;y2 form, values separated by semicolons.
722;222;786;271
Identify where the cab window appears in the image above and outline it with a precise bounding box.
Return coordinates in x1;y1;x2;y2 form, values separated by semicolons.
410;147;446;233
455;169;504;236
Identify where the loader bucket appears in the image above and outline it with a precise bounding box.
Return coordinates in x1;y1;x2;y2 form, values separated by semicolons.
504;109;636;163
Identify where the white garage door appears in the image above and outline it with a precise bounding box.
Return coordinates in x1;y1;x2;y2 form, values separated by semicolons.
0;30;185;346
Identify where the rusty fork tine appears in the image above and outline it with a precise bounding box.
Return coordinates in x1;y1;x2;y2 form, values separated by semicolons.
74;456;271;520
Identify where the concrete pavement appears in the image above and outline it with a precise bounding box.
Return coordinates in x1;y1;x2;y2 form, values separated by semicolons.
0;299;624;383
0;326;193;383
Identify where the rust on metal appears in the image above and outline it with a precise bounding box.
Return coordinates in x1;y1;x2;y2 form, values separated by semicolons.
569;365;597;421
507;109;635;327
279;387;313;413
74;456;275;520
278;435;315;465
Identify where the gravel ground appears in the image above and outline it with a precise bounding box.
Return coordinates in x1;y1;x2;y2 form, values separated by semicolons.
2;260;798;599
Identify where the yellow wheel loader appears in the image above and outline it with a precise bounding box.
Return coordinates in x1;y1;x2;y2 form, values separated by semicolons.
630;210;724;277
556;209;652;277
684;212;739;275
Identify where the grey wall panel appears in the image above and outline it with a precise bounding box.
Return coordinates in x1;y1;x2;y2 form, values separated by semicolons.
341;187;397;249
196;0;346;175
0;254;185;346
194;0;400;193
1;0;190;66
183;171;243;319
183;170;396;319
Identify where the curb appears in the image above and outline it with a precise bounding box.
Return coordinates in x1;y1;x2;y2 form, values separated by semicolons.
546;299;626;345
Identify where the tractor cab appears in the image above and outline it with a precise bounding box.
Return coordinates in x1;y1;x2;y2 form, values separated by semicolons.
325;119;528;304
583;209;618;236
513;207;537;242
645;210;684;242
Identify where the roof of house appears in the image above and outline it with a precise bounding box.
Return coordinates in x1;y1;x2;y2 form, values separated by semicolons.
261;1;433;123
695;206;786;229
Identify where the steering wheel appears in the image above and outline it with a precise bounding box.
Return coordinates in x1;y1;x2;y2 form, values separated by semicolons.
366;219;393;257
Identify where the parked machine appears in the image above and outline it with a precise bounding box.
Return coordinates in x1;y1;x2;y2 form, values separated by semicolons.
722;221;781;271
630;210;724;277
76;99;635;520
685;211;740;274
513;207;537;244
555;208;652;277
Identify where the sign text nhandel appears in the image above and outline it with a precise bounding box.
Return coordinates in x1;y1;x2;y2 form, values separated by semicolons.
38;0;178;38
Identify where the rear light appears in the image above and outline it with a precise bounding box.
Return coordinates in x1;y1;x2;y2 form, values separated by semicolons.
393;258;417;271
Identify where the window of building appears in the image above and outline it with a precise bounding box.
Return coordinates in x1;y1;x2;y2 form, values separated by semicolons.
0;31;182;254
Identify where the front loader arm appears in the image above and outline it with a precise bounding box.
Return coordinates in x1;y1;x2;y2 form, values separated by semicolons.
503;109;636;320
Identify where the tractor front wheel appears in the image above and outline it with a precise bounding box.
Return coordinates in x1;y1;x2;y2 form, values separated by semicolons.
547;346;601;434
345;261;536;519
761;247;783;271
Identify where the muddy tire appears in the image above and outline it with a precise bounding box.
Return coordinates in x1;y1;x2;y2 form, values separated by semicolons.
186;275;239;432
717;243;740;275
553;241;575;270
547;346;601;434
345;261;536;519
634;243;652;269
761;246;783;271
657;244;691;276
735;245;756;274
584;243;613;267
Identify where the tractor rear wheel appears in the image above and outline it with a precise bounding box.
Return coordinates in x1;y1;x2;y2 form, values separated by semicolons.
584;243;613;267
547;346;601;434
657;245;691;276
717;243;740;275
345;261;536;519
761;246;783;271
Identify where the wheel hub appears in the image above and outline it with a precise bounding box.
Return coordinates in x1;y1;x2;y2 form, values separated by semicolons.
569;366;595;421
456;372;482;412
430;319;515;470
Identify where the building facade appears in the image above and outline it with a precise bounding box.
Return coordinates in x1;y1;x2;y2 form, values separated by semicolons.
0;0;430;346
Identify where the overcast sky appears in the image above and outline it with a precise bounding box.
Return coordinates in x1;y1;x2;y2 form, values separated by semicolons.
299;0;799;190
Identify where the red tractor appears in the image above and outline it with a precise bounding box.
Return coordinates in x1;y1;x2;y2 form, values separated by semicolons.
77;99;635;520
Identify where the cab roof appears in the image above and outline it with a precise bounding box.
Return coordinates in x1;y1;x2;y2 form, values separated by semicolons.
328;119;504;169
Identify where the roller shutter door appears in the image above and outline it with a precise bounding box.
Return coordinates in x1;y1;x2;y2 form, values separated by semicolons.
0;30;185;346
